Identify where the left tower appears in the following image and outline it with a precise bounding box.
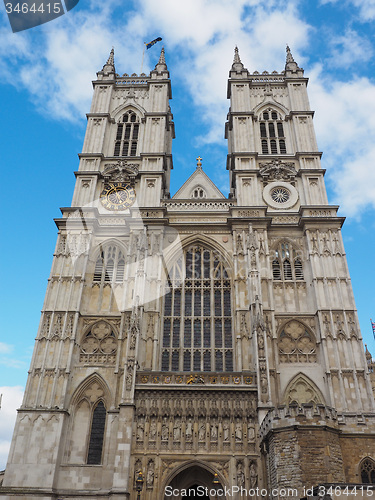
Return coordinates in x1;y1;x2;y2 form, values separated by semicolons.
1;47;174;499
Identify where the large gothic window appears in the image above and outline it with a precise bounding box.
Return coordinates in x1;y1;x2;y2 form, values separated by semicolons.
259;108;286;154
272;242;303;281
161;246;233;372
114;110;140;157
360;458;375;484
93;245;125;285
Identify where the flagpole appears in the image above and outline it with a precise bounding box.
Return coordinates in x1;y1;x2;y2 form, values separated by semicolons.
140;43;146;74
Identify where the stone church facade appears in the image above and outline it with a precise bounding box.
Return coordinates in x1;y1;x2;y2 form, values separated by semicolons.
1;47;375;499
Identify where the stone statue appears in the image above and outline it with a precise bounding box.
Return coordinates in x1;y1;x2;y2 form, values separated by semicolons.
223;420;230;442
198;421;206;441
235;418;242;441
249;461;258;488
237;461;245;487
173;418;181;441
146;460;154;488
149;419;157;441
210;420;218;441
247;423;255;442
185;418;193;440
136;417;144;441
161;417;169;441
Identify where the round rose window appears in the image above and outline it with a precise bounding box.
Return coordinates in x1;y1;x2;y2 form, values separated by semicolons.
271;187;290;203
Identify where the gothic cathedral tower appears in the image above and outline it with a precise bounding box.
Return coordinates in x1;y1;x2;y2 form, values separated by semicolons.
1;47;375;499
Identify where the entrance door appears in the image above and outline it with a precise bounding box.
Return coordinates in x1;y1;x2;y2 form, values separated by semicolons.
164;465;223;500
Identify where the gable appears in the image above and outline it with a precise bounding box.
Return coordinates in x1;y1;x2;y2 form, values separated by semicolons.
173;168;225;199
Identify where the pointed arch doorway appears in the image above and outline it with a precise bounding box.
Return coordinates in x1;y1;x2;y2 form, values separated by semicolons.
164;464;225;500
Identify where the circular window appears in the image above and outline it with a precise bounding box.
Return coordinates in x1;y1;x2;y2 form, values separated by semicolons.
271;187;290;204
263;181;299;210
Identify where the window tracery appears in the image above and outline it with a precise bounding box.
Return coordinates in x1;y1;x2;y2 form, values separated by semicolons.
87;400;106;464
259;108;286;154
278;320;317;363
360;458;375;484
161;246;233;372
93;245;125;285
191;187;207;199
114;110;140;157
272;242;304;281
80;321;117;364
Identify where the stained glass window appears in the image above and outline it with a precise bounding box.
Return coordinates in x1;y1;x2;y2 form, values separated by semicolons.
162;246;233;371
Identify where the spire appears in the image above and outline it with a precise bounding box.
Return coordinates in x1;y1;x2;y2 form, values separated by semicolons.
285;45;303;74
155;46;167;72
102;46;115;72
231;46;245;72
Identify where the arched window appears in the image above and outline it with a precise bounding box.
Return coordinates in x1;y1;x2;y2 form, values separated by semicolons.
161;246;233;372
87;401;106;464
272;242;304;281
114;111;140;157
191;187;207;199
360;458;375;484
93;245;126;285
259;108;287;155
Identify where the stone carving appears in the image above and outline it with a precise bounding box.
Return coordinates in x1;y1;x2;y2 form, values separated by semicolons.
102;159;139;185
278;320;316;363
223;419;230;442
247;423;255;442
80;321;117;364
210;419;218;441
161;417;169;441
136;417;144;441
249;461;258;488
173;418;181;441
149;419;157;441
126;359;135;391
146;459;154;488
185;417;193;441
236;461;245;487
235;418;242;441
134;459;142;483
198;421;206;441
259;159;297;183
285;374;324;406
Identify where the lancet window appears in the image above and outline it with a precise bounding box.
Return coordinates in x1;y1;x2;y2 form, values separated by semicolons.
114;110;140;157
87;401;106;464
161;246;233;372
272;242;303;281
93;245;125;285
260;108;287;154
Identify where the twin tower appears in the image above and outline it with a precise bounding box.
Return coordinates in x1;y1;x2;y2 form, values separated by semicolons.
1;47;375;499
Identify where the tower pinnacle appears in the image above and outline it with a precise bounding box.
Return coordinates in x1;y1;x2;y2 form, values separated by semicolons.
155;47;168;72
231;46;245;72
285;44;303;75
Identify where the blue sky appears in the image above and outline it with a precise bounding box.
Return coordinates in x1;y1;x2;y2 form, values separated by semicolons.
1;0;375;468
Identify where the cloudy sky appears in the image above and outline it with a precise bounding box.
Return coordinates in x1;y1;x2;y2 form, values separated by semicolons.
1;0;375;469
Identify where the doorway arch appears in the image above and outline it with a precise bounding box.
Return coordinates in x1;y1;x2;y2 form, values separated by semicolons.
163;462;226;500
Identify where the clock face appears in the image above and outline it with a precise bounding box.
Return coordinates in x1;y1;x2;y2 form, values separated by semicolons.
100;182;136;210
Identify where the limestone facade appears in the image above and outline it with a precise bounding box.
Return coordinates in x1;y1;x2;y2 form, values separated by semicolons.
1;47;375;499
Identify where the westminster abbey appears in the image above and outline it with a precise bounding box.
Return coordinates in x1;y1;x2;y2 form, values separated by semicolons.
1;47;375;499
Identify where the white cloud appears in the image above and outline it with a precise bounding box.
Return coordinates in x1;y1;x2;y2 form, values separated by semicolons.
0;386;24;470
327;29;373;67
320;0;375;20
309;67;375;216
0;343;12;354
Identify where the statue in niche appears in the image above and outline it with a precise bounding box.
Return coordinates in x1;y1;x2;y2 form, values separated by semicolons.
237;233;244;255
185;417;193;441
210;420;218;441
247;423;255;442
173;418;181;441
136;417;144;441
223;419;230;442
237;461;245;487
235;418;242;441
134;459;142;483
149;419;157;441
249;461;258;488
146;460;155;488
161;417;169;441
198;421;206;441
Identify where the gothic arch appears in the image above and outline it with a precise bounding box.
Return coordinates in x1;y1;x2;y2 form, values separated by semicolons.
253;100;289;119
70;372;112;409
160;460;226;500
359;456;375;484
163;234;233;279
283;373;325;406
111;102;146;122
278;320;317;362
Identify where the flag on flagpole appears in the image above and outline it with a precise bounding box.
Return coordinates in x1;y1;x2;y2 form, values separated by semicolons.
371;319;375;340
146;37;162;50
